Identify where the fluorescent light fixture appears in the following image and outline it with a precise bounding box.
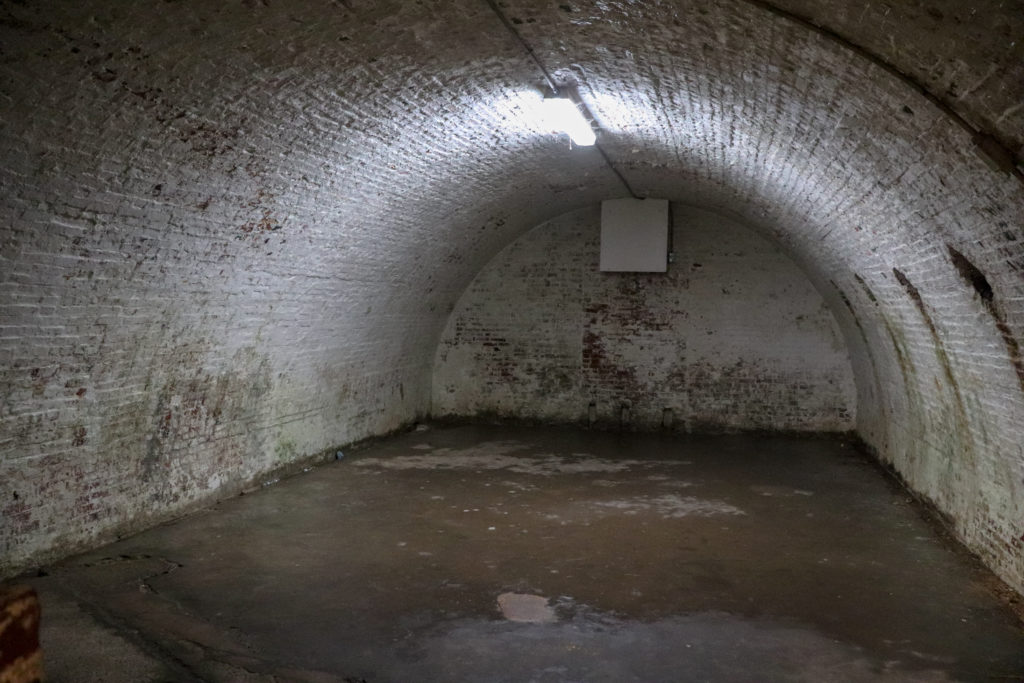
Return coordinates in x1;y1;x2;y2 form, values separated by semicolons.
541;96;596;146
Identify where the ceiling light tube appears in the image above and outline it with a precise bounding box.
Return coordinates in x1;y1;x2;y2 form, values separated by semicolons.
541;96;596;147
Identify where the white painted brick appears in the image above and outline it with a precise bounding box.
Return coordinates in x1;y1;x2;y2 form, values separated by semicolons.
434;205;856;431
0;0;1020;597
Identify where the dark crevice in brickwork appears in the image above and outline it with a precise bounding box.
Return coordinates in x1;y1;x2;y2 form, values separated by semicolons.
947;246;994;302
893;269;935;340
878;311;915;396
850;273;914;405
947;245;1024;393
833;283;861;331
892;267;971;452
832;280;884;402
853;274;878;304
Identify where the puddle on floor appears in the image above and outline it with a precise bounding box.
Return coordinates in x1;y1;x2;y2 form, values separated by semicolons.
497;593;557;623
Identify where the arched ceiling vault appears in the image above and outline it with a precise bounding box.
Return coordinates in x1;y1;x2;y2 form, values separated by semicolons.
1;0;1022;586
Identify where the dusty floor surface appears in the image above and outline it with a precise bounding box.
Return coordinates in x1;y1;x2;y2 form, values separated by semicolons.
19;425;1024;682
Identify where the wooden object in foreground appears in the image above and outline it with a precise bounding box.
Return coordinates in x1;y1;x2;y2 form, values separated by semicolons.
0;585;42;683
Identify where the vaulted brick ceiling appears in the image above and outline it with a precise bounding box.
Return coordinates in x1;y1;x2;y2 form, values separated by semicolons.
1;1;1021;589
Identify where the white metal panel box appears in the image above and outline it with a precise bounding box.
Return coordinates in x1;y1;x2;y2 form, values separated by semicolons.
599;198;669;272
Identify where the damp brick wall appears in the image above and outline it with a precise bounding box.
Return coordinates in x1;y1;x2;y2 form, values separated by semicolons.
433;205;855;431
0;0;1021;595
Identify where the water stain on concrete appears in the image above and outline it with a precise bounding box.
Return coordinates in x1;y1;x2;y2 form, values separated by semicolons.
751;485;814;497
591;494;745;518
24;425;1024;682
496;592;557;623
354;440;690;476
398;611;959;682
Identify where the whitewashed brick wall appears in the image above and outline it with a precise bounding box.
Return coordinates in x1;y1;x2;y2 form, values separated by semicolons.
1;0;1021;594
434;205;856;431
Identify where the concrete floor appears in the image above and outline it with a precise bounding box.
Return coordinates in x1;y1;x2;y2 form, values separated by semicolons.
22;425;1024;682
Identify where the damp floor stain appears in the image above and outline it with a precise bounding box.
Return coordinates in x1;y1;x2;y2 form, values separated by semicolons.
23;424;1024;682
496;592;557;623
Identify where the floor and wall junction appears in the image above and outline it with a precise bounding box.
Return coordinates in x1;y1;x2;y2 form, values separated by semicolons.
1;1;1022;678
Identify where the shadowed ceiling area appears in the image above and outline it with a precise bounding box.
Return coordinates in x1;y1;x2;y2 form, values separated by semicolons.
1;0;1022;594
